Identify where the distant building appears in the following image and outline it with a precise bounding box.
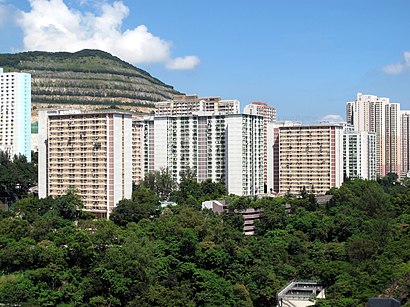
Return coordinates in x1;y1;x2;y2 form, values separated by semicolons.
155;94;240;116
401;110;410;178
274;123;344;195
202;200;262;235
132;117;145;183
244;102;276;192
244;101;276;122
368;298;401;307
0;68;31;161
346;93;401;177
38;109;132;218
277;281;325;307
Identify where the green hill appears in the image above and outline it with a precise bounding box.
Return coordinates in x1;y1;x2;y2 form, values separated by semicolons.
0;49;181;113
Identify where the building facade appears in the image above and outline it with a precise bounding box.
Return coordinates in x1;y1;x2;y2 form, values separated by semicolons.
346;93;401;177
38;109;132;218
225;114;264;195
401;110;410;177
0;68;31;161
276;123;344;195
140;113;264;196
343;128;376;180
132;118;145;183
155;94;240;116
244;102;276;192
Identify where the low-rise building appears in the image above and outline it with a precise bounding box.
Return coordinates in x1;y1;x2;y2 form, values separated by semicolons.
277;281;325;307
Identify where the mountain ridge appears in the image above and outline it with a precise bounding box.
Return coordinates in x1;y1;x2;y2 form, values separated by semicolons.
0;49;182;114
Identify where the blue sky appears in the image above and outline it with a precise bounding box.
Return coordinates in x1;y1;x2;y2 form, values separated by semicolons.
1;0;410;122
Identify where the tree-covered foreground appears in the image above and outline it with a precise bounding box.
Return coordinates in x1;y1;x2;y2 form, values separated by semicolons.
0;158;409;306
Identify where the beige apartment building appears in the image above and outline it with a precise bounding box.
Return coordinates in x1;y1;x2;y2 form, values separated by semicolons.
401;111;410;177
275;123;344;195
132;117;145;183
155;94;240;116
38;109;132;218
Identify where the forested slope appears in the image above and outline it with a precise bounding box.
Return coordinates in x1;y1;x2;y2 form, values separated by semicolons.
0;49;181;113
0;162;409;306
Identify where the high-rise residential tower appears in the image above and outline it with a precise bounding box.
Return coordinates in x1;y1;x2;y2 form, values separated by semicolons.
275;123;345;195
38;109;132;218
148;113;265;196
346;93;401;177
244;102;276;192
0;68;31;161
401;110;410;177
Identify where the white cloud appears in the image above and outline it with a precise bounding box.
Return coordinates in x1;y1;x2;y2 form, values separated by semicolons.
16;0;199;70
383;51;410;74
320;114;344;122
166;56;200;70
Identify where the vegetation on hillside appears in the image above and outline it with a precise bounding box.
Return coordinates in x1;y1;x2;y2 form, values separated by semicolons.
0;157;409;306
0;49;182;110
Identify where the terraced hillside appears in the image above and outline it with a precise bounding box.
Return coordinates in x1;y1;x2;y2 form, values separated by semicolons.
0;49;181;115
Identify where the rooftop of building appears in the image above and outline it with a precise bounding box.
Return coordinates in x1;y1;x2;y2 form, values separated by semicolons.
279;121;347;129
40;108;133;117
277;280;325;303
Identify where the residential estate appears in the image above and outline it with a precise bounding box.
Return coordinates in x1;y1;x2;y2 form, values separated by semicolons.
2;68;410;217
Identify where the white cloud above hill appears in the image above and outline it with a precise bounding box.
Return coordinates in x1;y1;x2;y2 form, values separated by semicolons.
16;0;199;70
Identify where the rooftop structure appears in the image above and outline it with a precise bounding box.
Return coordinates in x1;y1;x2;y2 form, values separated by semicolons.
277;281;325;307
368;298;401;307
155;94;240;116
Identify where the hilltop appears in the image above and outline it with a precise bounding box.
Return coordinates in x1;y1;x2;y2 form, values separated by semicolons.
0;49;182;114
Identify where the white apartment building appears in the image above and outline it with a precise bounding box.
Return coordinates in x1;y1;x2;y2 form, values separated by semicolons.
38;109;132;218
225;114;264;195
143;113;264;196
244;102;276;192
153;115;227;184
276;123;344;195
343;128;376;180
0;68;31;161
155;94;240;116
346;93;400;177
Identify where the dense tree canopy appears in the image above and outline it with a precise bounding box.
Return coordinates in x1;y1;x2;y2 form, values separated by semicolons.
0;162;409;306
0;151;37;205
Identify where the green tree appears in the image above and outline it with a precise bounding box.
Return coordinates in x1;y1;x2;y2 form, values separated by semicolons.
0;151;37;204
110;187;159;226
141;168;177;200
